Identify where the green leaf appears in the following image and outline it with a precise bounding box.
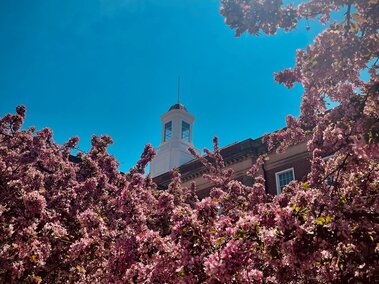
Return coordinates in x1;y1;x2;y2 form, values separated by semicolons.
316;215;331;225
351;225;359;233
176;267;186;278
235;229;247;239
316;217;326;225
215;237;226;247
325;216;331;224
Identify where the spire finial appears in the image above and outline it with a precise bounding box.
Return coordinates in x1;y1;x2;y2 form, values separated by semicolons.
177;76;181;104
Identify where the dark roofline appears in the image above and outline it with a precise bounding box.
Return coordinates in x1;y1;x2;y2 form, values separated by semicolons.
168;103;188;112
152;137;267;187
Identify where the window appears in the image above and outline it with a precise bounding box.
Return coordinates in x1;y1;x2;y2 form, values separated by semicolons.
164;121;172;142
181;121;190;142
275;168;295;194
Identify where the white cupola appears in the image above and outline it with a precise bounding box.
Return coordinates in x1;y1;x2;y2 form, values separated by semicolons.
150;101;198;177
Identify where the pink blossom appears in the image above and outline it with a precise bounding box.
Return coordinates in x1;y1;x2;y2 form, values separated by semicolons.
23;191;46;216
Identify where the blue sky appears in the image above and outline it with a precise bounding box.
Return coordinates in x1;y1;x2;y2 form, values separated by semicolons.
0;0;324;171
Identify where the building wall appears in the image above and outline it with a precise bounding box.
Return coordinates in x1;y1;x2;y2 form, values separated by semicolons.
154;140;312;199
181;156;255;199
264;142;310;195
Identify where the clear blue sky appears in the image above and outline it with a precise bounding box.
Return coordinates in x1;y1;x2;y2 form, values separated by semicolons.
0;0;324;172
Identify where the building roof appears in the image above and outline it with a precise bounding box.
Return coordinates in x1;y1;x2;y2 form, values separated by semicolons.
153;137;267;189
168;103;188;112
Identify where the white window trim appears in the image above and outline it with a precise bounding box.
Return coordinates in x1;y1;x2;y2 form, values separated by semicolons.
275;167;295;195
322;154;335;161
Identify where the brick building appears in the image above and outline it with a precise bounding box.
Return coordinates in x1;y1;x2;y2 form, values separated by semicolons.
151;102;311;198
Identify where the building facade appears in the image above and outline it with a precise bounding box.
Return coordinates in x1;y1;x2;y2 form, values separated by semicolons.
151;103;312;198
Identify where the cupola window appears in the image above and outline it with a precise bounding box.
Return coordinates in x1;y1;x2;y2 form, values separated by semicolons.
164;121;172;142
182;121;190;142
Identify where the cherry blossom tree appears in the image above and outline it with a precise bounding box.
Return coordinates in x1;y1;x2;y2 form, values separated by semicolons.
217;0;379;282
1;0;378;283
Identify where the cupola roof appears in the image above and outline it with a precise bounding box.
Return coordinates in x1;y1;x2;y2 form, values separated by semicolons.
168;103;188;112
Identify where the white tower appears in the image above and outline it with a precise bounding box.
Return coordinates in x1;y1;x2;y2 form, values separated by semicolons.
150;101;198;177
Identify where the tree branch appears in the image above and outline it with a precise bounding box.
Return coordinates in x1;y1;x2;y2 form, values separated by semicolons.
345;3;352;35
